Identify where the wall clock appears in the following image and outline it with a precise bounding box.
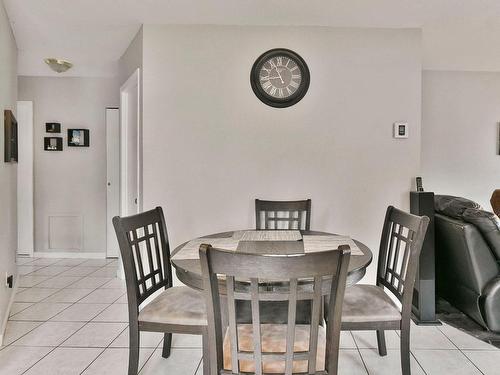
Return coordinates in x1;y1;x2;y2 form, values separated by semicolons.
250;48;310;108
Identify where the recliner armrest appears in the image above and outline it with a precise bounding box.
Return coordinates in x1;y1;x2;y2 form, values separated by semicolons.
480;276;500;332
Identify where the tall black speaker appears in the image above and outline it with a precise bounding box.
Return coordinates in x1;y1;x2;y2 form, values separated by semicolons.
410;191;441;325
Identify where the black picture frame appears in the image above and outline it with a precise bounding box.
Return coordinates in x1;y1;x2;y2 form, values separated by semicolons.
44;137;63;151
4;109;18;162
67;129;90;147
250;48;310;108
46;122;61;133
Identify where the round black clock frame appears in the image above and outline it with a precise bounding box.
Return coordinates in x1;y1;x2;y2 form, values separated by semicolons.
250;48;310;108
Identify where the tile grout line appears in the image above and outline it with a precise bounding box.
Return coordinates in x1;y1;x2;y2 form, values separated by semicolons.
14;259;121;374
350;331;371;374
437;327;486;375
5;261;103;346
6;261;120;346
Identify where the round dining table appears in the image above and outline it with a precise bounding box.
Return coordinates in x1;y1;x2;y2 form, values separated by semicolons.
171;229;373;291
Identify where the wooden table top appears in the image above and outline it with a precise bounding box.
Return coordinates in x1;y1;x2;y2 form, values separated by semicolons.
171;230;373;290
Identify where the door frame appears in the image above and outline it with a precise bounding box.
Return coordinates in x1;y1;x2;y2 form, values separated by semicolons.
106;107;120;258
17;101;34;257
119;68;142;217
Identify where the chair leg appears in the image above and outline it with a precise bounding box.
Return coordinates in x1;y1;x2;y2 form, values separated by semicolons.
202;330;210;375
376;330;387;356
162;333;172;359
400;328;411;375
128;327;140;375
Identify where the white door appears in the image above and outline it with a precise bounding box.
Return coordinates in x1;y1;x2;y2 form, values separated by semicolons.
106;108;120;258
17;101;34;257
120;69;141;217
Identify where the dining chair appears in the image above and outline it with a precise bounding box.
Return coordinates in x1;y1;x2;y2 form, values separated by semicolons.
255;199;312;230
199;243;351;375
329;206;429;375
113;207;208;375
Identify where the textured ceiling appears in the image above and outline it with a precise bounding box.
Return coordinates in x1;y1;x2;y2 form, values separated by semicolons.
4;0;500;76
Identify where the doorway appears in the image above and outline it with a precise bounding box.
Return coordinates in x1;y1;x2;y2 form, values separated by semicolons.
120;68;141;217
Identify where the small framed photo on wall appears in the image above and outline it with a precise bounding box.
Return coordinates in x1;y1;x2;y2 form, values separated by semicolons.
68;129;90;147
46;122;61;133
44;137;63;151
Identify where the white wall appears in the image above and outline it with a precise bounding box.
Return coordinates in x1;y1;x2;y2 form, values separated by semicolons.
18;77;119;255
422;70;500;209
0;0;17;340
141;25;422;283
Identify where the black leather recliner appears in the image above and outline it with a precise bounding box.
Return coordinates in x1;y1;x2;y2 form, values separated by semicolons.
435;195;500;332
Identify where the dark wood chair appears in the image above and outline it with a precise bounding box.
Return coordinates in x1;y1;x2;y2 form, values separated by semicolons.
255;199;312;230
113;207;208;375
333;206;429;375
199;243;351;375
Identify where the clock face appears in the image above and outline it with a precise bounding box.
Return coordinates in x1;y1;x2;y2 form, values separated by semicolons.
259;56;302;99
251;49;310;108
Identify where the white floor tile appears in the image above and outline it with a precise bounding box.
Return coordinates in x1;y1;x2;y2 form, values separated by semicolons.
17;265;44;276
78;288;125;304
23;347;103;375
92;303;129;322
61;322;127;347
340;331;357;349
114;294;128;303
43;288;94;303
439;323;499;350
0;346;52;375
408;325;455;349
14;287;60;302
50;303;109;322
171;333;203;348
359;348;425;375
352;330;401;349
13;321;85;346
53;258;88;266
17;275;50;288
337;349;368;374
412;349;482;375
81;347;154;375
81;259;114;267
463;350;500;375
111;328;164;348
9;302;34;316
29;266;72;276
59;266;102;277
16;257;35;265
139;348;202;375
10;302;71;321
89;267;121;278
26;258;63;266
35;276;82;288
100;278;126;289
68;277;113;289
2;321;42;345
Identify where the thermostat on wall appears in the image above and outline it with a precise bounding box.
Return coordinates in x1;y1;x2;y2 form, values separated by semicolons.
393;122;409;138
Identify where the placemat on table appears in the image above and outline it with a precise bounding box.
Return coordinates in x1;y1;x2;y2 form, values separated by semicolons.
302;235;364;256
172;238;239;260
232;230;302;241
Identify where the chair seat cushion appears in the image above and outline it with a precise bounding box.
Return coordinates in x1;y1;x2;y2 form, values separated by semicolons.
342;285;401;323
138;286;206;327
223;324;326;373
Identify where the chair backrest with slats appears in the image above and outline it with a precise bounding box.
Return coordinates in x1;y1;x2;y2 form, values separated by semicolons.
376;206;429;319
200;245;350;375
113;207;172;310
255;199;312;230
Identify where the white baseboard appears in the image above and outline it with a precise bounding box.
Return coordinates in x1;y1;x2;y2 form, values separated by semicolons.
34;251;106;259
0;275;18;346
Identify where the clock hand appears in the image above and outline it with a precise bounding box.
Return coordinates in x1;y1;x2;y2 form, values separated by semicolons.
275;68;285;84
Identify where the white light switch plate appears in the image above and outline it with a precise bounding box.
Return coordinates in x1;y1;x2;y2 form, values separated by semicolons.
393;122;409;138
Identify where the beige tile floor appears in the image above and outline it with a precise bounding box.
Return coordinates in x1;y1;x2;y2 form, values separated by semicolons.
1;257;498;374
